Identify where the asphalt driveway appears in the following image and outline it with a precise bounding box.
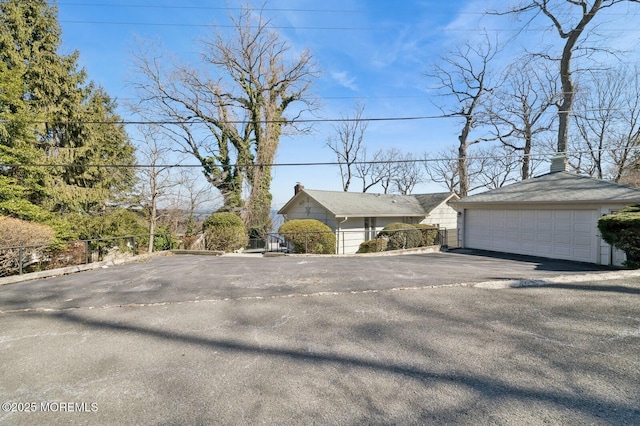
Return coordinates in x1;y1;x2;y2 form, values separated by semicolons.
1;251;638;425
0;250;614;313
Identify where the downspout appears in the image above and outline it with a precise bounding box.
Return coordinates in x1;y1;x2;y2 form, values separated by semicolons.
337;216;348;255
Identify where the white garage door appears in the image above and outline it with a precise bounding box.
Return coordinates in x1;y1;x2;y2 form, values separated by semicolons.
465;209;598;263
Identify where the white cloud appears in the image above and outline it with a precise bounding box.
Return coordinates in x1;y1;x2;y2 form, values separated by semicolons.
330;71;358;91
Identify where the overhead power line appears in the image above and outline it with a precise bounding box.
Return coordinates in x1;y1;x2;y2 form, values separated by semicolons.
58;19;640;32
55;2;640;17
2;147;639;170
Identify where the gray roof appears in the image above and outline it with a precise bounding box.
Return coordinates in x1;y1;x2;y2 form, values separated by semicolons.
278;190;456;217
454;172;640;205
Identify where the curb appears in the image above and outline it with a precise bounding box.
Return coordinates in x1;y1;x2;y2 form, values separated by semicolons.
0;251;173;287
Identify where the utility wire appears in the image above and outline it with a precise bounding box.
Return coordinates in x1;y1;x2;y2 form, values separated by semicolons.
2;147;638;169
58;19;640;32
56;2;639;16
3;108;640;126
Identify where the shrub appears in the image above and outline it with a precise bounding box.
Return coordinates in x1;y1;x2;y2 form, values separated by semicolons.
598;204;640;268
377;222;422;251
414;224;439;247
279;219;336;254
357;238;388;254
152;226;178;251
203;212;248;252
0;216;56;276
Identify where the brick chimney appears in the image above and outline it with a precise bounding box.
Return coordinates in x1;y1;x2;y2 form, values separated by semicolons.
294;182;304;195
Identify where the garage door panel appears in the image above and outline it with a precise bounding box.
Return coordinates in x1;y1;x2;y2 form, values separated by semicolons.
575;236;593;246
573;248;593;260
537;222;552;232
574;223;591;233
465;209;597;263
537;233;552;243
554;234;571;244
574;210;593;220
538;211;552;220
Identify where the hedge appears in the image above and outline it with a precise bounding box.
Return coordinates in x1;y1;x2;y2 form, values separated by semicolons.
377;222;422;250
598;204;640;268
356;238;388;254
414;224;439;247
203;212;248;252
279;219;336;254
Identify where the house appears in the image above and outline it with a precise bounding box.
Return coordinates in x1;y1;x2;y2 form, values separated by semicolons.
277;184;459;254
453;171;640;267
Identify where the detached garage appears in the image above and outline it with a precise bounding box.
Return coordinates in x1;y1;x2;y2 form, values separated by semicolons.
454;171;640;267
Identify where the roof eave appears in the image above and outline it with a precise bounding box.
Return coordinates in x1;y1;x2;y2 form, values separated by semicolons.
453;198;640;206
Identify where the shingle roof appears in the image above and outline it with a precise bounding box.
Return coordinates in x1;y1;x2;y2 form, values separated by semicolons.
278;190;456;217
454;172;640;205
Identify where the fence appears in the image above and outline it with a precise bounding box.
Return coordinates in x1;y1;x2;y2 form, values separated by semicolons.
0;233;173;278
260;227;450;255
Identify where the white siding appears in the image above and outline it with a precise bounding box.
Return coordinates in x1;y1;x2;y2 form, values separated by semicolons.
422;201;458;229
421;201;458;247
282;195;337;227
336;217;423;254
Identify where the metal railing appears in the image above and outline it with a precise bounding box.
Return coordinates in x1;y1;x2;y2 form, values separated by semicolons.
259;228;450;255
0;233;173;278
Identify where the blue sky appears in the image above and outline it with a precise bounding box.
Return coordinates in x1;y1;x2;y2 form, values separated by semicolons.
55;0;640;208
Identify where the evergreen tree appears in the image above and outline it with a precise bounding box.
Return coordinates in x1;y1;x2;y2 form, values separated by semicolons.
0;0;136;220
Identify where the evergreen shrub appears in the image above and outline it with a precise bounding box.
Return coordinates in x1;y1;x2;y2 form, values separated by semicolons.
598;204;640;268
203;212;248;252
377;222;421;250
414;224;439;247
357;238;388;254
278;219;335;254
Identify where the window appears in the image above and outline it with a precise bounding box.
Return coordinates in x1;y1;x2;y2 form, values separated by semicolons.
364;217;376;241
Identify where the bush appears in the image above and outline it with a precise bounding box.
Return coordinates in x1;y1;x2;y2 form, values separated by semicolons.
414;224;439;247
279;219;336;254
0;216;56;276
152;226;178;251
357;238;388;254
377;222;422;251
203;212;248;252
598;204;640;268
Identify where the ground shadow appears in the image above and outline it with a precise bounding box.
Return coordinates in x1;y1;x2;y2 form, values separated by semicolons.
448;249;616;272
45;310;639;423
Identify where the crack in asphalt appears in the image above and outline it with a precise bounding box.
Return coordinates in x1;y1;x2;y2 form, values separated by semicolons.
1;269;638;316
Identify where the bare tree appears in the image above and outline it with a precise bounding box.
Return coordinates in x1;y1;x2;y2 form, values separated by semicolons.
377;148;400;194
130;5;317;238
497;0;640;165
135;125;180;253
425;145;521;195
473;145;521;190
174;168;217;236
426;34;498;197
326;103;368;191
390;151;424;195
570;66;640;180
609;66;640;182
424;148;460;195
488;57;559;180
353;147;387;193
